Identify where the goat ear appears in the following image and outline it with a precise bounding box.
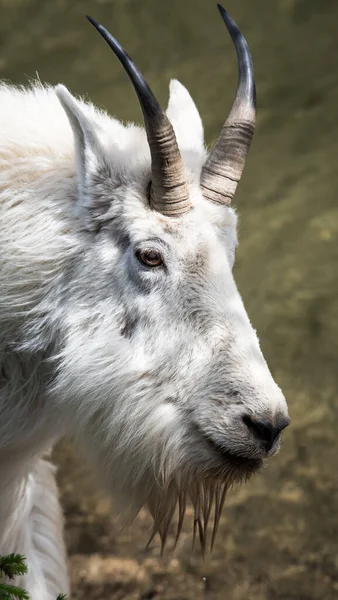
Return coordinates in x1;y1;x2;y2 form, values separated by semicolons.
55;84;110;229
166;79;205;155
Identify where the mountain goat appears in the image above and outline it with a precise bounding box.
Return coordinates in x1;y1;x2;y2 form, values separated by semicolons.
0;4;289;598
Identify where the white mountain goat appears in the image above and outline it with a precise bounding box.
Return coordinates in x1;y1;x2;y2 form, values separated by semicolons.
0;5;289;598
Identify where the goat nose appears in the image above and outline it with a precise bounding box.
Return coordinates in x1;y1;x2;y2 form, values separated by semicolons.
243;415;290;450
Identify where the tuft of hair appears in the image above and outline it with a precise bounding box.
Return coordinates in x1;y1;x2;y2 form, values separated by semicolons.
144;465;258;555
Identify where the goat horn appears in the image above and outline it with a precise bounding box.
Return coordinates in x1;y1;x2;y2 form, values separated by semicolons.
200;5;256;205
86;16;191;216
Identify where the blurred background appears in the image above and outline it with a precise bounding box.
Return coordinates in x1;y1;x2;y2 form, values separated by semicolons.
2;0;338;598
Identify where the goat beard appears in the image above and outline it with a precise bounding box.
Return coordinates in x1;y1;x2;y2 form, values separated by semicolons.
145;460;259;555
81;413;261;553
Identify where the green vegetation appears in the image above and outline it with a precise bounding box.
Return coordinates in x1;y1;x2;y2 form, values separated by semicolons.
0;555;67;600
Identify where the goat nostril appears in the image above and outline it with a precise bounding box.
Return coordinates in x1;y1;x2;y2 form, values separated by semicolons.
278;417;291;433
242;415;290;449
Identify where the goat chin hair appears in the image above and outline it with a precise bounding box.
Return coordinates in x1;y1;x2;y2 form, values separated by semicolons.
137;465;256;555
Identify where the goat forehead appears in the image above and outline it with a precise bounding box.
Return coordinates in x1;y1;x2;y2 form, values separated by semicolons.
123;202;237;257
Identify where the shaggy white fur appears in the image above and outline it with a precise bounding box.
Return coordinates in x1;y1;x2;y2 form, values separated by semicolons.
0;80;288;598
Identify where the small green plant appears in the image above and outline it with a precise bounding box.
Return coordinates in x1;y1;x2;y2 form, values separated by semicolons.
0;554;68;600
0;554;28;600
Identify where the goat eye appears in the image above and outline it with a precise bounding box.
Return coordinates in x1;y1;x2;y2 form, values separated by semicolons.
136;248;163;267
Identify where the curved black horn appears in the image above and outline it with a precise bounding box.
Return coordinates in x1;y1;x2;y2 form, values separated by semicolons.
200;5;256;205
86;16;191;216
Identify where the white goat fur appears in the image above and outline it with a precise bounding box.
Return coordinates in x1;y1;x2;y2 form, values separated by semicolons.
0;80;288;598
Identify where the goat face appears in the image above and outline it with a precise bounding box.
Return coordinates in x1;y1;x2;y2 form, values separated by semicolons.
53;7;289;548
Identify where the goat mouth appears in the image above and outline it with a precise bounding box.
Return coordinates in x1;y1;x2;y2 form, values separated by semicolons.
202;434;263;478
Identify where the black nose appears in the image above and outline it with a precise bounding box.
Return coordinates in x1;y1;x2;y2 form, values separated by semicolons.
243;415;290;451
